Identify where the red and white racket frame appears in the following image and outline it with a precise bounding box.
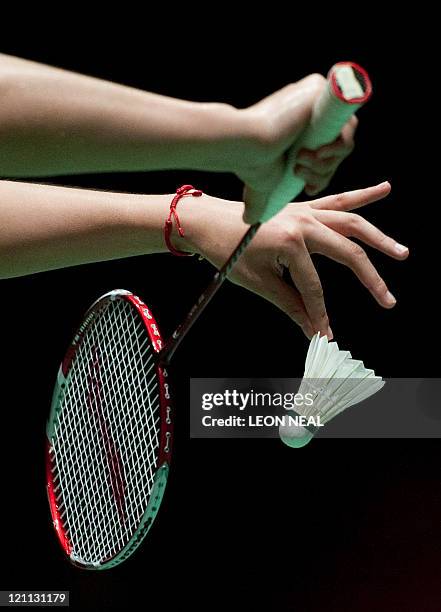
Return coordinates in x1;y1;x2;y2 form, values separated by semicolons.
46;289;173;567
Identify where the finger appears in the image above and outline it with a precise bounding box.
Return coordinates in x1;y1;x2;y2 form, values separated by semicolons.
241;158;285;224
309;182;391;211
285;239;332;338
298;116;357;163
314;210;410;260
304;175;334;197
294;166;334;198
242;184;269;224
294;165;333;188
294;156;339;177
340;114;359;141
259;274;315;338
315;137;353;160
307;223;397;308
315;117;357;160
296;150;343;174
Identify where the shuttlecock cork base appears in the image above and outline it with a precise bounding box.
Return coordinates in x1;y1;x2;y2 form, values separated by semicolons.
279;333;385;448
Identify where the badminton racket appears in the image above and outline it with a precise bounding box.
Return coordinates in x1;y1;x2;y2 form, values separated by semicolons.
46;62;372;569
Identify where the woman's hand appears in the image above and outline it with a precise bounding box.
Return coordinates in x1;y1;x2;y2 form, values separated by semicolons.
236;74;358;223
181;182;409;340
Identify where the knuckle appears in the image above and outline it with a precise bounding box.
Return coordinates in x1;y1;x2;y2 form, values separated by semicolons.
347;213;361;231
293;210;313;226
306;73;326;88
280;81;305;102
304;284;324;300
348;241;365;259
294;164;308;177
335;192;348;207
320;157;338;170
309;163;331;177
376;232;389;247
285;81;301;94
283;224;304;246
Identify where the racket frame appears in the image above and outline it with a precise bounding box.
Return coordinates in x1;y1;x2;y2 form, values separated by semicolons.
46;289;173;569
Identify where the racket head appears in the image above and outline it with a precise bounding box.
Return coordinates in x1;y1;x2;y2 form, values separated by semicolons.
46;289;172;570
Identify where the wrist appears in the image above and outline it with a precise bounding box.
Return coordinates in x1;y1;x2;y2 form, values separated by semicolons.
119;191;245;262
174;193;246;265
171;192;227;255
188;103;263;172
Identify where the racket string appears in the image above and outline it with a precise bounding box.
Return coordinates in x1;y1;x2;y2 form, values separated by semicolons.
50;299;162;564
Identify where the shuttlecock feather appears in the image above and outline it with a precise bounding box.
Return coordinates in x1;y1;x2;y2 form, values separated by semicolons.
279;333;385;448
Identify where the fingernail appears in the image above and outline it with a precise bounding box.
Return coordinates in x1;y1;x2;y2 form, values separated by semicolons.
394;242;408;255
385;291;396;306
376;181;391;191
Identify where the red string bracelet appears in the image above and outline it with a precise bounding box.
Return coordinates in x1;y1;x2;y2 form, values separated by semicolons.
164;185;203;256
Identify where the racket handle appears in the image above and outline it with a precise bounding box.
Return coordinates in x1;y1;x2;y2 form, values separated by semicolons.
258;62;372;223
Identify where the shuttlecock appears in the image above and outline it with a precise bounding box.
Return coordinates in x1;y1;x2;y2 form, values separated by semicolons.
279;333;385;448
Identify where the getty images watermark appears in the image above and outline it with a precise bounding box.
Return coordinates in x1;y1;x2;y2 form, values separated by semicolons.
200;388;322;429
190;378;441;439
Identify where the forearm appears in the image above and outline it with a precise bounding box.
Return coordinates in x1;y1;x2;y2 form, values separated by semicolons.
0;54;255;177
0;180;225;278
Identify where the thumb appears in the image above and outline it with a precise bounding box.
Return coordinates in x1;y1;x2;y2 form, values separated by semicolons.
242;184;268;225
241;158;286;225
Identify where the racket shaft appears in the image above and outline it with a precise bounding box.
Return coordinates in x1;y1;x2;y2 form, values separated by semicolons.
159;223;260;364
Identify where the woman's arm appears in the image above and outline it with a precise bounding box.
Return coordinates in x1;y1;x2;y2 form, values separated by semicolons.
0;180;196;277
0;53;255;177
0;180;408;338
0;55;357;222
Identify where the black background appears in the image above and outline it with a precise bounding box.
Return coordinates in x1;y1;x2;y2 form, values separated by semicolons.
1;13;439;611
